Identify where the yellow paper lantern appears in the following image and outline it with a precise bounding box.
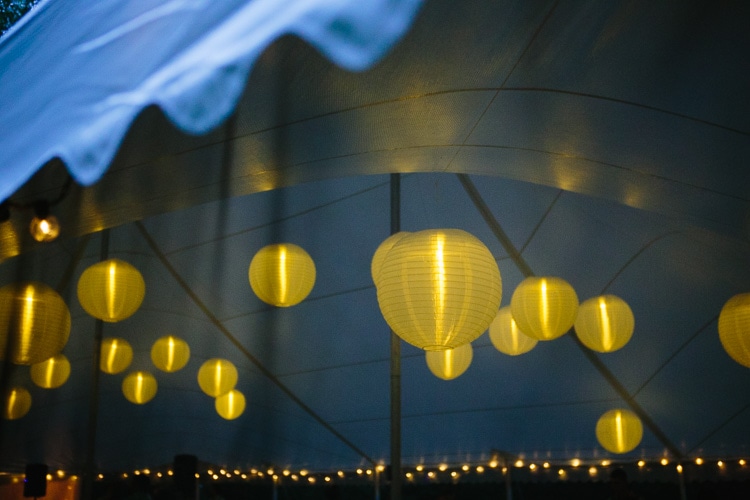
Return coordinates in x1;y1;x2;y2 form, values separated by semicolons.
596;408;643;454
151;335;190;373
77;259;145;322
215;389;246;420
575;295;634;353
3;386;32;420
0;282;71;365
249;244;316;307
122;371;158;404
376;229;502;350
718;293;750;368
425;343;473;380
31;354;71;389
489;306;538;356
510;276;578;341
370;232;410;287
100;337;133;374
198;358;238;397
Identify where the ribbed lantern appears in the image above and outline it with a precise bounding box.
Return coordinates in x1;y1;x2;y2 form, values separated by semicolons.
370;232;410;287
489;306;538;356
77;259;145;322
31;354;71;389
425;343;473;380
0;282;71;365
596;408;643;454
718;293;750;368
198;358;238;397
510;276;578;341
100;338;133;375
575;295;634;353
215;389;246;420
122;371;158;404
3;387;32;420
249;244;316;307
376;229;502;350
151;335;190;373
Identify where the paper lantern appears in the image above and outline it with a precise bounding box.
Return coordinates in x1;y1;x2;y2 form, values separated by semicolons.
3;387;32;420
425;343;473;380
77;259;145;322
371;232;410;287
718;293;750;368
0;282;71;365
198;358;238;397
596;408;643;454
489;306;538;356
249;244;316;307
215;389;246;420
122;371;158;404
575;295;634;353
31;354;71;389
510;276;578;341
100;337;133;374
376;229;502;350
151;335;190;373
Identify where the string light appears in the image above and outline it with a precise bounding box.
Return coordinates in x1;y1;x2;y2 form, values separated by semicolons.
543;462;550;469
476;466;484;473
676;464;683;474
637;460;646;468
529;464;537;471
718;461;725;468
488;459;499;468
740;459;746;466
661;458;669;466
514;460;524;468
695;458;704;465
571;459;581;468
439;464;448;472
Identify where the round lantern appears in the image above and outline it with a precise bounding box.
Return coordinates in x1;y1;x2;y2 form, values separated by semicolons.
510;276;578;341
249;244;316;307
0;282;71;365
376;229;502;350
575;295;634;353
31;354;71;389
489;306;538;356
718;293;750;368
425;343;473;380
215;389;246;420
3;386;32;420
596;408;643;454
198;358;238;397
122;371;158;404
371;232;410;287
100;337;133;374
77;259;145;322
151;335;190;373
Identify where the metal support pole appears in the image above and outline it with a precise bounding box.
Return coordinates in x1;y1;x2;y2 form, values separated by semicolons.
389;173;402;500
272;475;279;500
504;459;513;500
375;468;380;500
678;466;687;500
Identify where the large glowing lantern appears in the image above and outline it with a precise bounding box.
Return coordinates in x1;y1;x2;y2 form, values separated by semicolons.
151;335;190;373
370;232;410;287
100;338;133;374
77;259;145;322
425;343;473;380
489;306;538;356
31;354;71;389
215;389;246;420
122;371;158;404
510;276;578;341
596;408;643;454
575;295;634;353
376;229;502;350
718;293;750;368
3;387;32;420
249;244;316;307
198;358;238;397
0;282;71;365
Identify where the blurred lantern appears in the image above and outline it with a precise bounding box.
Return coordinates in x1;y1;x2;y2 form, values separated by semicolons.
489;306;538;356
0;282;71;365
100;338;133;374
425;343;473;380
198;358;238;397
510;276;578;341
718;293;750;368
151;335;190;373
575;295;634;353
3;386;32;420
29;201;60;243
77;259;145;322
596;408;643;454
31;354;71;389
122;371;158;404
215;389;246;420
370;232;410;287
376;229;502;350
249;244;316;307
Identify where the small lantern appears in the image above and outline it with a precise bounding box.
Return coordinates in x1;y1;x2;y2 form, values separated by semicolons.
425;343;473;380
575;295;634;353
215;389;246;420
77;259;145;322
122;371;158;404
596;408;643;454
151;335;190;373
100;338;133;374
31;354;71;389
718;293;750;368
249;244;316;307
489;306;538;356
510;276;578;341
376;229;502;350
370;232;410;287
0;282;71;365
3;386;32;420
198;358;238;397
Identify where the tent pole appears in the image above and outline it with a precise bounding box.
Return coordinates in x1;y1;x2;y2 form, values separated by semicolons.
389;173;402;500
678;466;687;500
504;459;513;500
